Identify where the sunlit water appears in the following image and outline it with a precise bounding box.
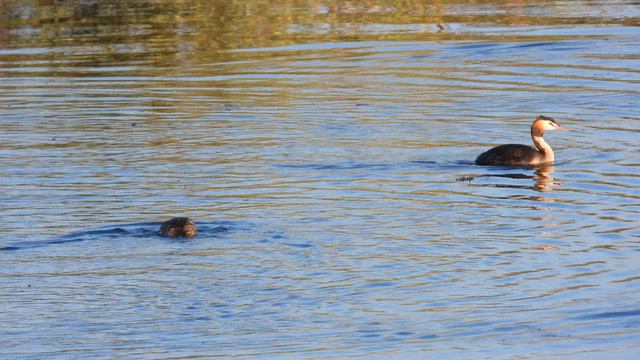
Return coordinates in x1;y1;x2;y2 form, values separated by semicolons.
1;1;640;359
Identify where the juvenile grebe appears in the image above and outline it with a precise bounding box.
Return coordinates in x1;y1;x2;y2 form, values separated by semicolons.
475;115;568;166
160;217;197;238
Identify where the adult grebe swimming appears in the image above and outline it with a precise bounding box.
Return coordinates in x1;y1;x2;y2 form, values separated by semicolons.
475;115;569;166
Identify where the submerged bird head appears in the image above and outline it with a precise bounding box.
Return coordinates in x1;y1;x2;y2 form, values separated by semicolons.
160;217;197;238
532;115;569;136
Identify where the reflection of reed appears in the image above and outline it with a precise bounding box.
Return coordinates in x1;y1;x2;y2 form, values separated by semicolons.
0;0;595;54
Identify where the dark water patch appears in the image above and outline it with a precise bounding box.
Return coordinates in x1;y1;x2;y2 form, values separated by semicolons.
448;42;503;52
274;158;477;175
275;162;392;171
507;41;590;53
277;158;477;174
0;229;134;251
363;281;396;288
284;242;313;249
410;159;439;166
509;42;557;49
574;309;640;321
394;331;414;336
66;225;149;238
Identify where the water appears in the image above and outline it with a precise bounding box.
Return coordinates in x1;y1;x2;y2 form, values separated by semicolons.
1;1;640;358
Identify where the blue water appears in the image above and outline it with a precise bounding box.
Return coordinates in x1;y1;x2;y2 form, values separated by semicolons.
1;1;640;359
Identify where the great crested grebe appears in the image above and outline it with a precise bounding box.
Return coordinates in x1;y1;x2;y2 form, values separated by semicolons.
475;115;569;166
160;217;197;238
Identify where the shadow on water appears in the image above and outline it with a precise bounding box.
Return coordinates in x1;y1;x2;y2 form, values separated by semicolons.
0;221;231;251
278;159;470;172
276;162;393;171
573;308;640;321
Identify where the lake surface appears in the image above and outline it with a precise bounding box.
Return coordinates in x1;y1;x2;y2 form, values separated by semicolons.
1;1;639;359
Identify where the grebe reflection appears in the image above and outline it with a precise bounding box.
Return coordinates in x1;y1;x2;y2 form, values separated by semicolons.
457;164;558;193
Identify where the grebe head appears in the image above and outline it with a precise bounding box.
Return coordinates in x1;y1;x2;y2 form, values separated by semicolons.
532;115;569;136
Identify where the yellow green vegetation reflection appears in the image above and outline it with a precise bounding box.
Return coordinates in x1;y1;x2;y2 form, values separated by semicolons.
2;0;636;53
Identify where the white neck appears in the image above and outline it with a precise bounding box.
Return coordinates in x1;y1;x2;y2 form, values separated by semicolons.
532;134;554;162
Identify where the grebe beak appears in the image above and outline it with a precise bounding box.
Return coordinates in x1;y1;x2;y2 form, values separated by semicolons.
556;125;570;131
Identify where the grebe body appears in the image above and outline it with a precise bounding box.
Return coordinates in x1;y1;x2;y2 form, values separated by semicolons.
476;144;546;166
475;115;568;166
160;217;197;238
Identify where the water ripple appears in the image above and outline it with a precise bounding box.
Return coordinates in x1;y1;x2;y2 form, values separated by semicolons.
2;1;640;359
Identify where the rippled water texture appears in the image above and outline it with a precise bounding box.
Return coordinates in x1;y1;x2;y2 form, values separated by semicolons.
1;1;640;359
